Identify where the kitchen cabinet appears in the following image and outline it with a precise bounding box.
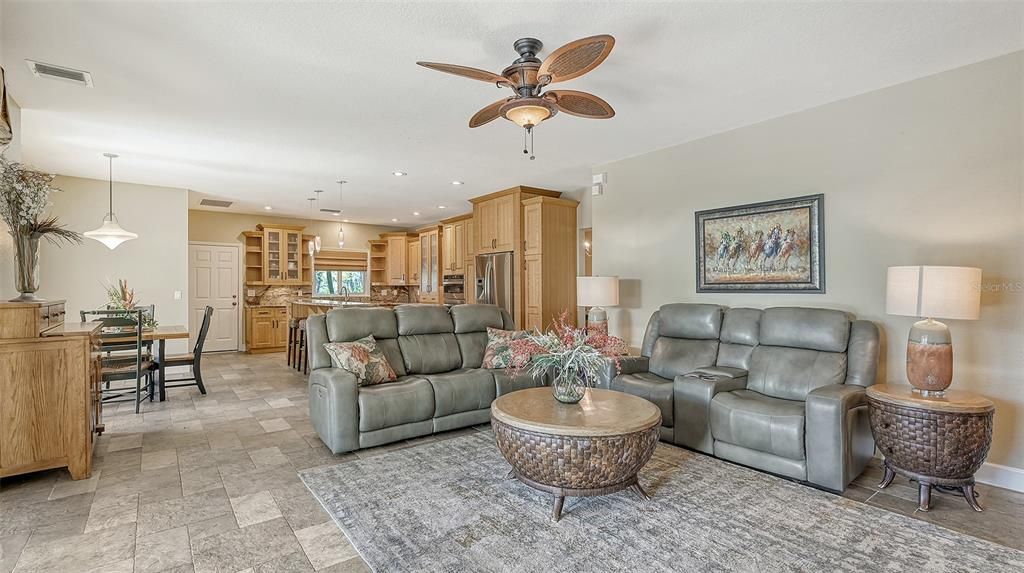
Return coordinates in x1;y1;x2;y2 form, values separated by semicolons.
441;214;471;274
418;226;441;303
470;186;574;328
249;224;307;286
384;233;413;286
407;239;420;286
474;194;516;253
246;307;288;353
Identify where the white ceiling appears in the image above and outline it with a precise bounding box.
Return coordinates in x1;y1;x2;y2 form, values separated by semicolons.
4;1;1022;225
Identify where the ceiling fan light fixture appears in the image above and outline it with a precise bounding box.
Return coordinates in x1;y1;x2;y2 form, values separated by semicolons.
501;98;555;128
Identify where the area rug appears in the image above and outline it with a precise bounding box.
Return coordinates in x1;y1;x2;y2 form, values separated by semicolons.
300;432;1024;572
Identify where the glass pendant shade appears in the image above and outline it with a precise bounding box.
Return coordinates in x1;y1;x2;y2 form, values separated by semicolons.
314;235;322;252
337;227;345;249
84;216;138;250
85;153;136;249
307;237;315;256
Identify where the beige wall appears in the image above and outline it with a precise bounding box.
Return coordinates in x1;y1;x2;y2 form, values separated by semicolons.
38;175;190;353
188;210;403;251
593;52;1023;471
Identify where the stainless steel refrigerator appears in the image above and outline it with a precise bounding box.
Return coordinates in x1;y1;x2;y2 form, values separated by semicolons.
475;252;513;316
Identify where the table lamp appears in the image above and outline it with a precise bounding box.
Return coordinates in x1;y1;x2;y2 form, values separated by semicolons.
577;276;619;334
885;266;981;395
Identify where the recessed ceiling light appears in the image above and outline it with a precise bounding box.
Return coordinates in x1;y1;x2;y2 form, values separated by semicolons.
438;205;446;209
263;206;272;210
332;212;339;216
451;181;464;186
413;211;420;216
342;219;350;223
391;218;399;222
393;171;407;177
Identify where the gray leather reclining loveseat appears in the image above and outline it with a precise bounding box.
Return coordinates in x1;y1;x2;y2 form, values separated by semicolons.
306;304;542;454
597;304;879;492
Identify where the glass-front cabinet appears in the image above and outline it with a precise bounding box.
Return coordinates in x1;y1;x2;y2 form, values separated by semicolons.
259;225;305;285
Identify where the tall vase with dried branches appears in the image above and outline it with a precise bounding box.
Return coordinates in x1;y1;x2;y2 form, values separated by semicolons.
0;156;82;301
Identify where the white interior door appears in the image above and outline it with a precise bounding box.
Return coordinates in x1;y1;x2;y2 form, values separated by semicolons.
189;243;239;351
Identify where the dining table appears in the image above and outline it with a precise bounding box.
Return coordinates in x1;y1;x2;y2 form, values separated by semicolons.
100;325;189;401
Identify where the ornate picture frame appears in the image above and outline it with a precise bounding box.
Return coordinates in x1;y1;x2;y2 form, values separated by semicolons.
695;194;824;293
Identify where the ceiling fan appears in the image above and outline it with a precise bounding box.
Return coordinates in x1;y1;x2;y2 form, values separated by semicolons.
417;35;615;159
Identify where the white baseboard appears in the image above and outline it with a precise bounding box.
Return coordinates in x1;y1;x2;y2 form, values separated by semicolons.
976;462;1024;493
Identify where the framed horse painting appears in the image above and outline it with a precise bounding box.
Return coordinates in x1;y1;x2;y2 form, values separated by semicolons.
695;194;824;293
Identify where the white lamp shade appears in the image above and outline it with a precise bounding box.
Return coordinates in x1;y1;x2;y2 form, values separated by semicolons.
886;266;981;320
577;276;619;307
83;219;138;250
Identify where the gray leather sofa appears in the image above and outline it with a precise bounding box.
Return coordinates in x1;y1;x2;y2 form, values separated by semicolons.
306;304;543;454
598;304;879;492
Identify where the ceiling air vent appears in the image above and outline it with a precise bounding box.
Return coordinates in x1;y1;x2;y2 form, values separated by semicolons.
25;60;94;87
320;208;341;214
199;199;233;208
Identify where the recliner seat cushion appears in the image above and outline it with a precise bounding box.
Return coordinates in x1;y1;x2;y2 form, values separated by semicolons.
610;372;674;427
747;346;847;401
710;389;805;460
423;369;496;417
648;338;719;381
357;376;435;432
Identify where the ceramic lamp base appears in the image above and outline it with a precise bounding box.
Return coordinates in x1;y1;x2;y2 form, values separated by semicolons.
907;318;953;395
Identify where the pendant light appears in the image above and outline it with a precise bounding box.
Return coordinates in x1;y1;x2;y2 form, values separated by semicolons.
336;180;347;248
306;197;318;256
84;153;138;249
312;189;323;252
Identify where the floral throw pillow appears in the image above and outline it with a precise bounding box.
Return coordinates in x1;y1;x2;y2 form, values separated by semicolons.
482;327;528;369
323;335;397;386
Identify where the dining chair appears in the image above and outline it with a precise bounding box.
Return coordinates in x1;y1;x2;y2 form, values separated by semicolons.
88;309;157;414
83;305;156;355
156;305;212;399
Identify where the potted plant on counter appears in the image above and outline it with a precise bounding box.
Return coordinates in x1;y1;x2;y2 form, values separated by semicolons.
510;311;628;404
0;157;81;301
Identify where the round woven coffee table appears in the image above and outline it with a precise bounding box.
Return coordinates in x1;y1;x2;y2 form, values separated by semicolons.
867;384;994;512
491;387;661;521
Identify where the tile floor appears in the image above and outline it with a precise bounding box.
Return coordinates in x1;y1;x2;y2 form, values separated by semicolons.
1;351;1021;572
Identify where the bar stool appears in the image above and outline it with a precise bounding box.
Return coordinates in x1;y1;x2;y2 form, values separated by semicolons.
287;318;300;367
296;318;307;374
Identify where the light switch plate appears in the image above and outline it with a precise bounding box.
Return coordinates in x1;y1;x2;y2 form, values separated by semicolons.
591;184;604;196
247;289;256;297
173;290;182;300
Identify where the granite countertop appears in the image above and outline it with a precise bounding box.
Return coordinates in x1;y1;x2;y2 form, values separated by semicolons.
290;299;373;307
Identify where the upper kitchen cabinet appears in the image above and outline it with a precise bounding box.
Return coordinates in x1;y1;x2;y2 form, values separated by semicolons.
248;224;307;286
441;213;472;275
383;232;416;286
417;225;442;303
471;186;560;255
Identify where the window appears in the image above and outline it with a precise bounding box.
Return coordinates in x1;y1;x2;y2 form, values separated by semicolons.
314;270;366;296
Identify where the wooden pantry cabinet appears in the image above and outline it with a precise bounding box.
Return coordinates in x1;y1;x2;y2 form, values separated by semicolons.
383;232;416;286
407;238;420;286
521;196;578;331
470;186;577;329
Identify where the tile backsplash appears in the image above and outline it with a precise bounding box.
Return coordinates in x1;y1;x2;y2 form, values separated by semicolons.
246;286;310;307
371;286;417;304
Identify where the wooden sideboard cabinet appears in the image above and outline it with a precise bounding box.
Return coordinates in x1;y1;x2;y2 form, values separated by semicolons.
0;301;102;481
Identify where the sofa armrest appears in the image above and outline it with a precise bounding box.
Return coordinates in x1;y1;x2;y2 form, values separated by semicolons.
672;374;748;453
308;368;360;454
805;384;873;492
595;355;649;389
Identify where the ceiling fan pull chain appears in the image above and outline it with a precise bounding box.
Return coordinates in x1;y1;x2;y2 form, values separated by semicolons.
523;127;529;156
529;126;535;161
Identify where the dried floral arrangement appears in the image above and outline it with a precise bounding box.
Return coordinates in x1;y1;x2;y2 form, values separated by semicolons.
0;156;80;245
509;310;627;386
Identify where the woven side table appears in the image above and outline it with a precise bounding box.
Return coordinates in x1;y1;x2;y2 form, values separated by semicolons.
491;387;661;521
866;384;994;512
